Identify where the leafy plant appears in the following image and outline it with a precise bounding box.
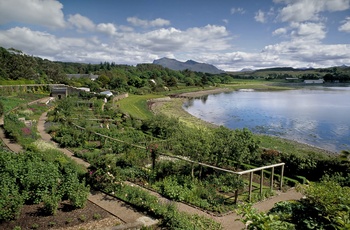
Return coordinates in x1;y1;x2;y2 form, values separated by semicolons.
236;203;295;230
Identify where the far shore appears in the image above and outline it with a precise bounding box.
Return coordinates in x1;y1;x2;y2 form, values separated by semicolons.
150;87;338;156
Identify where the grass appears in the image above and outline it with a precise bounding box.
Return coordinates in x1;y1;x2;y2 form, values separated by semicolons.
256;134;333;157
0;94;47;113
114;94;164;120
0;96;27;113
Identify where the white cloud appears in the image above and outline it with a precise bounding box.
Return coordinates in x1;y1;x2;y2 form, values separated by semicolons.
202;39;350;71
127;17;170;27
276;0;350;22
68;14;95;32
0;0;65;28
339;17;350;32
255;10;266;23
273;27;287;36
0;24;231;65
122;24;230;54
0;27;61;56
231;7;245;14
97;23;117;35
290;22;326;41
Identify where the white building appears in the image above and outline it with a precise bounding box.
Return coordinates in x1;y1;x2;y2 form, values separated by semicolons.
304;79;324;84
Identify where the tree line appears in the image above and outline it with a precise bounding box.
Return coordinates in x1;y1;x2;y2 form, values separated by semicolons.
0;47;234;94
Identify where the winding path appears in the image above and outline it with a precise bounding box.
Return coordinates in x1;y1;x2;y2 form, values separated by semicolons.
0;99;303;229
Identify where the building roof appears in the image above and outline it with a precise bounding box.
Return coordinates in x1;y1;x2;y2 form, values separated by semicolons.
100;90;113;97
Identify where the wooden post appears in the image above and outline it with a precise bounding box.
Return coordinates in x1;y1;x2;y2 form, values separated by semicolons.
234;189;239;204
260;170;263;197
270;167;274;191
249;172;253;202
234;174;241;204
280;164;284;190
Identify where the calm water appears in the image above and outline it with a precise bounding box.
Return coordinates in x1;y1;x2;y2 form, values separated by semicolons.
183;86;350;153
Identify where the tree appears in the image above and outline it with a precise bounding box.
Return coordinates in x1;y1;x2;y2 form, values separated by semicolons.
97;75;110;88
172;126;211;178
211;127;260;168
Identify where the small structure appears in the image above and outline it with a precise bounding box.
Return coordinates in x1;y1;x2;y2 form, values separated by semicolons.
100;90;113;97
304;79;324;84
50;87;67;99
77;87;90;92
285;77;299;82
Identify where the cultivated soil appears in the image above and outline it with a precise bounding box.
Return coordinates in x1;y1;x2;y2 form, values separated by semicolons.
0;201;121;230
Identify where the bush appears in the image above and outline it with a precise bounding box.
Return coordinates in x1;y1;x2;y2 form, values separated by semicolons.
0;174;23;221
42;194;60;215
0;149;90;221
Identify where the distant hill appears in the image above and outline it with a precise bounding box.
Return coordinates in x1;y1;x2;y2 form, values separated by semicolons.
240;68;254;72
153;57;225;74
255;67;296;72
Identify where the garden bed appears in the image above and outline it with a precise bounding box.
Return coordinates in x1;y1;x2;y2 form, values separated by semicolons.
0;201;121;230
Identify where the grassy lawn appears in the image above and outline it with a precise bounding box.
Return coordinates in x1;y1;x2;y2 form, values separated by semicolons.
114;94;164;120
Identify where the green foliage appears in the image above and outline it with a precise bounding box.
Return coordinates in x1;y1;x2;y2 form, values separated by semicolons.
101;182;222;230
42;193;60;215
0;173;24;221
210;126;260;167
142;114;180;139
236;203;296;230
0;47;67;83
257;181;350;230
296;181;350;229
0;149;89;221
153;175;233;213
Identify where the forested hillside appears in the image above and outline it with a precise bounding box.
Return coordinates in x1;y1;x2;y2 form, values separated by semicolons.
0;47;233;94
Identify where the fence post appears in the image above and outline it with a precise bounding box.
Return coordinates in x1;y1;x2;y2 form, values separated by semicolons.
270;167;274;191
280;164;284;190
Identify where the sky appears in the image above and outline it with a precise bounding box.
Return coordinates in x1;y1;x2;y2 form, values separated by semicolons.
0;0;349;71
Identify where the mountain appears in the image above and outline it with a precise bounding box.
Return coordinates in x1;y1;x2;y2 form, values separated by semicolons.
240;68;254;72
153;57;225;74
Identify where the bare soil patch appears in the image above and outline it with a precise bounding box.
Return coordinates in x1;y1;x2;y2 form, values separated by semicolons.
0;201;122;230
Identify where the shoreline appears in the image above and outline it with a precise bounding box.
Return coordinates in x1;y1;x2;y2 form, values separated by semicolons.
174;87;234;98
150;87;338;156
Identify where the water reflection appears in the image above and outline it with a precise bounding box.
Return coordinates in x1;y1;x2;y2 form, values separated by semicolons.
183;87;350;153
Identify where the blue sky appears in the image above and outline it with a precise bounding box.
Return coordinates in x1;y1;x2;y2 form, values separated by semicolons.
0;0;349;71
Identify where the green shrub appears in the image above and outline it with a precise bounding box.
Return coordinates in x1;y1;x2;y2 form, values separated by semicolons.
0;149;90;221
0;174;23;221
42;194;60;215
295;176;308;184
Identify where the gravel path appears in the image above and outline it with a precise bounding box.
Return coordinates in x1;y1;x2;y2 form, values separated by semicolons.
0;97;303;230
